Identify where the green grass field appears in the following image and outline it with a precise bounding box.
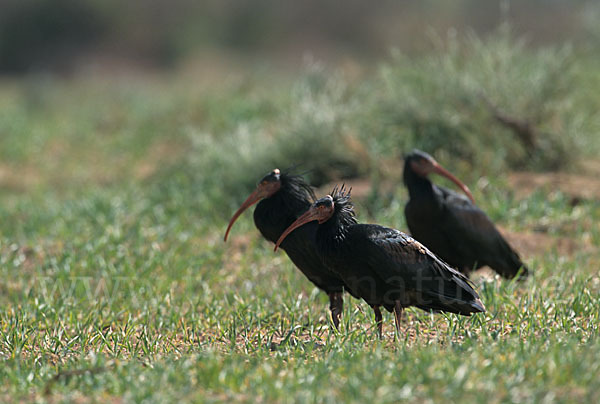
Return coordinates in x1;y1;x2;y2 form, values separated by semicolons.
1;32;600;402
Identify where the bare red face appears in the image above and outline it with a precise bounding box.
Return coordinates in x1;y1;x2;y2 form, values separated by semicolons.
273;195;334;252
223;169;282;242
410;154;475;204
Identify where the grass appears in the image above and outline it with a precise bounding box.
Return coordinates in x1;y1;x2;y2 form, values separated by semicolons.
1;31;600;402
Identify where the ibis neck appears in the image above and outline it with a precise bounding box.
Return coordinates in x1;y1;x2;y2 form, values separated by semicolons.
316;208;355;253
403;163;435;201
280;179;313;213
256;187;310;221
254;180;312;243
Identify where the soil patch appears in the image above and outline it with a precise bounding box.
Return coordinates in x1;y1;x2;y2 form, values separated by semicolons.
508;160;600;201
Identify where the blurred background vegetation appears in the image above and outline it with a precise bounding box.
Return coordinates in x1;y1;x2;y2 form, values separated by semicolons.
1;0;598;72
0;0;599;215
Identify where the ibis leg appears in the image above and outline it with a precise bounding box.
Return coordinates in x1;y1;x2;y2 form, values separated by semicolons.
393;301;403;335
328;292;343;330
373;305;383;338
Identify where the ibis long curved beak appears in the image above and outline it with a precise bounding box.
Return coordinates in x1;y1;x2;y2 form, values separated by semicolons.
274;206;320;252
223;189;262;242
432;162;475;204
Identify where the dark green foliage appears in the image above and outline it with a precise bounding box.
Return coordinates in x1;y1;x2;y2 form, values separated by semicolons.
0;0;106;73
363;25;596;171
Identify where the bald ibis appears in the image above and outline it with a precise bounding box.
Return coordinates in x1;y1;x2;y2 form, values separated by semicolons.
403;150;529;279
224;169;352;328
275;186;485;337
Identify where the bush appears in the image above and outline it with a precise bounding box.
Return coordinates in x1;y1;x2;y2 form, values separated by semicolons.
361;25;594;171
175;64;366;216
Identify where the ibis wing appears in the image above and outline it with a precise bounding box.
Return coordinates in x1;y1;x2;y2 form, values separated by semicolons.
437;186;528;278
345;225;482;311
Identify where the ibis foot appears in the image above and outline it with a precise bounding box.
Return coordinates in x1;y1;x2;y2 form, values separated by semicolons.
328;292;343;330
393;301;403;336
374;305;383;338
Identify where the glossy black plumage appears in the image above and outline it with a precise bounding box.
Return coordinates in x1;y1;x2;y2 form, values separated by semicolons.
253;173;349;295
403;150;529;279
224;169;352;327
276;187;485;335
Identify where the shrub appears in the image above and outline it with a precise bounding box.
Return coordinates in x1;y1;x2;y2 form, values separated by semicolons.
361;25;594;171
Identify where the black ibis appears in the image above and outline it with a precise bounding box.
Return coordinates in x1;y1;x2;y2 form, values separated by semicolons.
403;150;529;279
275;186;485;337
224;168;351;328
